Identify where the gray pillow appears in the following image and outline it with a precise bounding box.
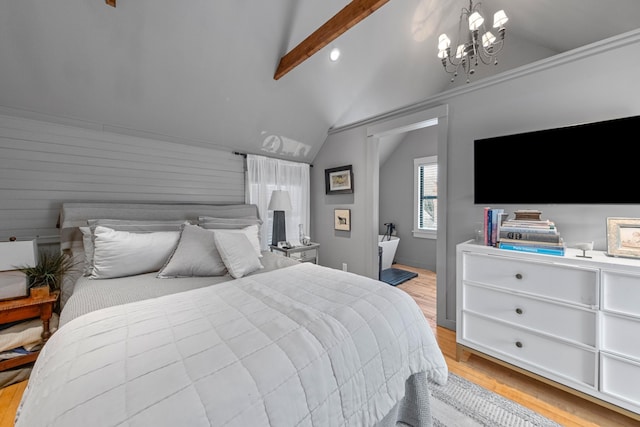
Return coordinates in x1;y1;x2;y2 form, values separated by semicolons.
198;216;262;229
157;224;227;278
87;218;190;233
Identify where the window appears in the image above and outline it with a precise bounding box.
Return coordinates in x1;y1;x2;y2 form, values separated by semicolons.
245;154;310;249
413;156;437;239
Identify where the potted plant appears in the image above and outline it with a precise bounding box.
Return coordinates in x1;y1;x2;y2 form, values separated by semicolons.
17;249;77;298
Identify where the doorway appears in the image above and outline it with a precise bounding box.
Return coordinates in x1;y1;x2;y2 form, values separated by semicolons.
365;104;451;329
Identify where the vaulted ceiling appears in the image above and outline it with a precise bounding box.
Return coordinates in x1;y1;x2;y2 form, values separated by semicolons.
1;1;639;163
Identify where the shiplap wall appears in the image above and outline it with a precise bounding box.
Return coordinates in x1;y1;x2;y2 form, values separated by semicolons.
0;114;245;243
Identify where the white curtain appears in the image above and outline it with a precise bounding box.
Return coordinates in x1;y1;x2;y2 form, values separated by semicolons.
246;154;310;249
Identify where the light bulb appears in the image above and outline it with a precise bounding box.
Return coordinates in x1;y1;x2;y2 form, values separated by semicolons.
329;47;340;62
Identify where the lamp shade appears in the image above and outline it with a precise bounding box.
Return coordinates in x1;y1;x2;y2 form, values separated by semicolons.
268;190;292;211
468;11;484;31
0;239;38;271
493;10;508;28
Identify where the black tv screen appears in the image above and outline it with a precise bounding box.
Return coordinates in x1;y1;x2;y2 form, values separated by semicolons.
474;115;640;204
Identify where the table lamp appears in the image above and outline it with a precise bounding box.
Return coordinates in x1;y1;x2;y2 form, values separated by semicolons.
0;238;38;300
268;190;292;246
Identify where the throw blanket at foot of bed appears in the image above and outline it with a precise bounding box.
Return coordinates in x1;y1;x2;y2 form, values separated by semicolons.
16;263;447;427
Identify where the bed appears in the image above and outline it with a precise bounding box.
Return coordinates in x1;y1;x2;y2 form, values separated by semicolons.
15;202;448;426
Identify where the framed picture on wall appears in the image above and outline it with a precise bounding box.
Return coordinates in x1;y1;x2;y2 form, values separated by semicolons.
334;209;351;231
325;165;353;194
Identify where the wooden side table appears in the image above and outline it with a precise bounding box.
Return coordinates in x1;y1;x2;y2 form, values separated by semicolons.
0;290;59;372
270;243;320;264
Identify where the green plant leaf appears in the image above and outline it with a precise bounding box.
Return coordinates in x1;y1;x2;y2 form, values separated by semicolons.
15;249;78;291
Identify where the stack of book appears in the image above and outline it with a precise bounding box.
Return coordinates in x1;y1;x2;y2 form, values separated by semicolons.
497;210;565;256
482;207;508;247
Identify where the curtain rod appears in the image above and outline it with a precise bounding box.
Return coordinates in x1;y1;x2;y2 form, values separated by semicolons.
232;151;313;167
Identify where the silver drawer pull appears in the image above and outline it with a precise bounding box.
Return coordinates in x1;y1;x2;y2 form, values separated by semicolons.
515;273;523;280
515;341;523;348
515;308;523;315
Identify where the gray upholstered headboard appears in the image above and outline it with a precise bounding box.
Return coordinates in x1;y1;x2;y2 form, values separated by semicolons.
58;202;260;307
59;202;259;250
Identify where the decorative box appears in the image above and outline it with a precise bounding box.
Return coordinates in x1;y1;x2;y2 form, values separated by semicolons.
0;238;38;300
0;271;29;300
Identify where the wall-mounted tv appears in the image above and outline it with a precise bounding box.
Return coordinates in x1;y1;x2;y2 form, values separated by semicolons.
474;114;640;204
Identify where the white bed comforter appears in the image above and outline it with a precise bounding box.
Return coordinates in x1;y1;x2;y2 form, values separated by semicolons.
16;263;447;427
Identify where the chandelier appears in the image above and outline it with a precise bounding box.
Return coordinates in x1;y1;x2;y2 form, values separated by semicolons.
437;0;508;83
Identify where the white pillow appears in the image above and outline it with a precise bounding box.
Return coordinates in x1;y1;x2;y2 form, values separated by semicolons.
82;219;189;276
203;224;262;257
157;224;227;278
214;231;263;279
90;226;180;279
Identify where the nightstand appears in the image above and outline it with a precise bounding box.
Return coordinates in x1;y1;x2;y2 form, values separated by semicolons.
270;243;320;264
0;290;59;372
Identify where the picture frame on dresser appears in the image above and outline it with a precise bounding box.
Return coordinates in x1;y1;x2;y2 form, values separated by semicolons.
606;217;640;258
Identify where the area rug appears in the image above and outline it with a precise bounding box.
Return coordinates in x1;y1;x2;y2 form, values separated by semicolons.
380;267;418;286
429;372;562;427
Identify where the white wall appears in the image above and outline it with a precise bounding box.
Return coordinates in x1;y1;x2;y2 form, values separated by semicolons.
312;30;640;329
0;114;245;243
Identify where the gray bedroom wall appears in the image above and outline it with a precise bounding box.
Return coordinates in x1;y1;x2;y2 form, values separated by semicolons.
379;126;438;271
311;30;640;330
310;127;368;274
0;114;245;244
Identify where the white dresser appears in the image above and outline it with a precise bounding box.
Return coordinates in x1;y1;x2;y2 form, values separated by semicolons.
456;241;640;418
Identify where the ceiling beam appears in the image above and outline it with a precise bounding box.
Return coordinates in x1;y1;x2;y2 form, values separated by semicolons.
105;0;116;7
273;0;390;80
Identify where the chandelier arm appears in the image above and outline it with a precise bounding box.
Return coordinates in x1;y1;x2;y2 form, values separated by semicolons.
441;57;461;74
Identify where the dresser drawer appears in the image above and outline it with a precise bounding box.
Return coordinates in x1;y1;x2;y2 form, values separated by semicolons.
602;312;640;360
602;271;640;317
463;284;596;346
462;252;598;306
600;352;640;408
461;312;597;387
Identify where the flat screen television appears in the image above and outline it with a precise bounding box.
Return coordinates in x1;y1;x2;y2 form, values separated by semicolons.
473;114;640;204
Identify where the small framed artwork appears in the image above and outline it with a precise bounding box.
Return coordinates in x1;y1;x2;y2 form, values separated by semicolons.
606;217;640;258
325;165;354;194
334;209;351;231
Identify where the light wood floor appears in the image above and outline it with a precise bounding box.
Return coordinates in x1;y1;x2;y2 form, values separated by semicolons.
1;265;638;426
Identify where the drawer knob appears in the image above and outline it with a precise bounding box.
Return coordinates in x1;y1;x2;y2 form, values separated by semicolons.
515;273;523;280
515;308;523;315
515;341;523;348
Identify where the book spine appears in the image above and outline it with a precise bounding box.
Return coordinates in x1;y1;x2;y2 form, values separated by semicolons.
501;221;555;227
499;226;558;235
498;238;564;247
499;231;561;242
483;207;490;246
498;242;565;256
487;209;493;246
491;208;504;246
